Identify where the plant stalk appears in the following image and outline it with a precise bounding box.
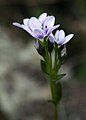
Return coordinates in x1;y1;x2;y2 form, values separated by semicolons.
50;80;58;120
54;104;58;120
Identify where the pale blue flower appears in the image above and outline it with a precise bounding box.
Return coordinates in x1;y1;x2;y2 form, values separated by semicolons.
12;13;60;40
48;30;74;45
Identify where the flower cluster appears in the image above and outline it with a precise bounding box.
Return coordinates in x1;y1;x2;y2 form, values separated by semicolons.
13;13;59;40
13;13;74;119
13;13;74;46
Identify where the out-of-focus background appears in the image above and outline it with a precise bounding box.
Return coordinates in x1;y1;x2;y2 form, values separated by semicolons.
0;0;86;120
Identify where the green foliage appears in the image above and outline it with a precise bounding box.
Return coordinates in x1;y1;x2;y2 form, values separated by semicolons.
56;74;66;81
40;60;48;75
51;81;62;105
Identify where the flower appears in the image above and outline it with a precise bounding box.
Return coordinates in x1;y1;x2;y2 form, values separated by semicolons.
12;13;60;40
48;30;74;45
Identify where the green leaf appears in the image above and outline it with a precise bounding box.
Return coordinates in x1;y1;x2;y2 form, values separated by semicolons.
56;74;66;80
56;82;62;103
52;73;66;81
40;60;48;75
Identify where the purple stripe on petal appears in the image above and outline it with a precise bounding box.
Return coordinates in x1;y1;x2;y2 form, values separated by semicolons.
33;28;44;40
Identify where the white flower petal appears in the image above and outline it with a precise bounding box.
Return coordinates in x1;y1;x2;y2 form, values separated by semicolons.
55;30;60;40
43;16;55;29
63;34;74;44
38;13;47;24
48;33;55;43
13;22;34;37
12;22;22;28
59;30;65;40
55;30;65;41
23;18;29;25
29;17;42;31
21;25;33;35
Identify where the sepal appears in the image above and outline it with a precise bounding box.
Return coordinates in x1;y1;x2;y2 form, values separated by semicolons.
36;42;46;57
48;40;54;53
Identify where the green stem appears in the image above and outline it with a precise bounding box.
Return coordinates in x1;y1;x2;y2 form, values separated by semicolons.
50;79;58;120
50;80;56;101
54;104;58;120
49;45;59;120
43;39;59;120
44;39;49;64
54;44;58;68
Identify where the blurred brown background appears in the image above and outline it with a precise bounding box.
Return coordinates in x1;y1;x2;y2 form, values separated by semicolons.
0;0;86;120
